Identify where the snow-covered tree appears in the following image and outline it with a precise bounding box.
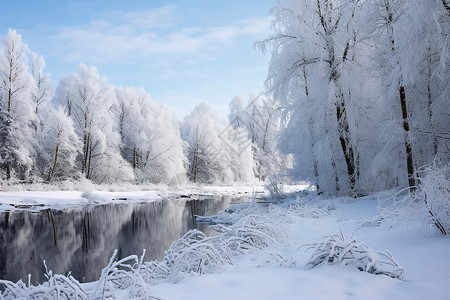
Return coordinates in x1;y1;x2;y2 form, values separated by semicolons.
30;51;51;131
228;93;281;182
115;87;186;184
258;0;364;194
398;0;450;168
0;29;36;180
363;0;450;190
53;64;133;184
369;0;416;189
36;105;81;181
181;103;234;184
258;0;449;194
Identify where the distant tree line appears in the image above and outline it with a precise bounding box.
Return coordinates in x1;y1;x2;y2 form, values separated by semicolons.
0;29;280;185
1;0;448;197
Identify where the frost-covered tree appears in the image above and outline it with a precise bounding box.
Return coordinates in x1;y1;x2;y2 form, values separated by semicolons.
30;52;51;131
36;105;81;181
258;0;449;194
0;29;36;180
398;0;450;168
369;0;416;189
364;0;450;189
227;125;255;183
181;103;234;184
258;0;364;194
115;87;186;184
53;64;133;184
228;93;281;182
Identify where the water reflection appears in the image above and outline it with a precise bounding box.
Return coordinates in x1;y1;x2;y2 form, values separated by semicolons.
0;195;242;284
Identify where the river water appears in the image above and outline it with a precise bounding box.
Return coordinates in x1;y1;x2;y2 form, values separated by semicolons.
0;195;243;284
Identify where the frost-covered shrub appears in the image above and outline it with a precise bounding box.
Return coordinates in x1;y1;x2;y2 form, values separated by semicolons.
164;231;232;280
288;201;332;218
90;249;155;300
139;214;289;284
213;214;289;255
91;250;137;299
0;262;88;300
305;231;404;279
139;230;232;284
414;163;450;235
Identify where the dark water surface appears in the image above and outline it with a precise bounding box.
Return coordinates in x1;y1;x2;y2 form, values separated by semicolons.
0;195;243;284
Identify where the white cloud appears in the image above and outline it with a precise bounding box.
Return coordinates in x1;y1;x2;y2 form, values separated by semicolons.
49;5;270;64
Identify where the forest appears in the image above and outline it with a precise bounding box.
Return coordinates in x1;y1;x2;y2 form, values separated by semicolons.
0;0;449;197
0;1;449;298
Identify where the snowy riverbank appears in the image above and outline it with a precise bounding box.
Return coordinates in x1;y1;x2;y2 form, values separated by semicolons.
0;184;271;212
1;188;449;299
149;192;450;299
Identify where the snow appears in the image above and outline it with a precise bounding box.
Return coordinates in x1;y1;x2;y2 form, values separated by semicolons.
148;193;450;300
1;188;449;299
0;185;264;212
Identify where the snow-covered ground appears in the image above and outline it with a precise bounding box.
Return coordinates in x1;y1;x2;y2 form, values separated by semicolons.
149;192;450;300
0;188;449;299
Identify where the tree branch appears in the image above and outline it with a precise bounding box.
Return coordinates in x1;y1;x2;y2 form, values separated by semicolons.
442;0;450;14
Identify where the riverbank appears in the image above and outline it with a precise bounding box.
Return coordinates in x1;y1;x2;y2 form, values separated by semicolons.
1;188;448;299
0;185;267;212
148;191;449;299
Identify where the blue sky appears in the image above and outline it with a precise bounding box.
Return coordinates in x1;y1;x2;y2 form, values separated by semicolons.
0;0;274;118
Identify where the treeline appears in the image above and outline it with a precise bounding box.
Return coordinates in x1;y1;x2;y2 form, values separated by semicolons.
0;29;280;185
258;0;449;195
1;0;449;196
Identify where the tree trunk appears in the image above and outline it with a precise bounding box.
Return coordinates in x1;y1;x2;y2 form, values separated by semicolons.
383;0;416;190
399;86;416;189
192;148;198;183
6;165;11;180
133;147;137;169
82;133;88;174
47;143;60;181
442;0;450;13
8;59;13;112
427;63;438;156
332;158;340;192
303;66;321;191
335;89;356;191
86;139;93;179
35;106;38;132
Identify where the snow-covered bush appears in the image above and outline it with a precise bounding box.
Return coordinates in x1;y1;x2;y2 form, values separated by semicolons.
414;163;450;235
305;231;404;279
288;200;332;219
90;250;153;300
0;262;88;300
138;230;232;284
213;214;289;255
164;231;231;280
138;213;289;284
